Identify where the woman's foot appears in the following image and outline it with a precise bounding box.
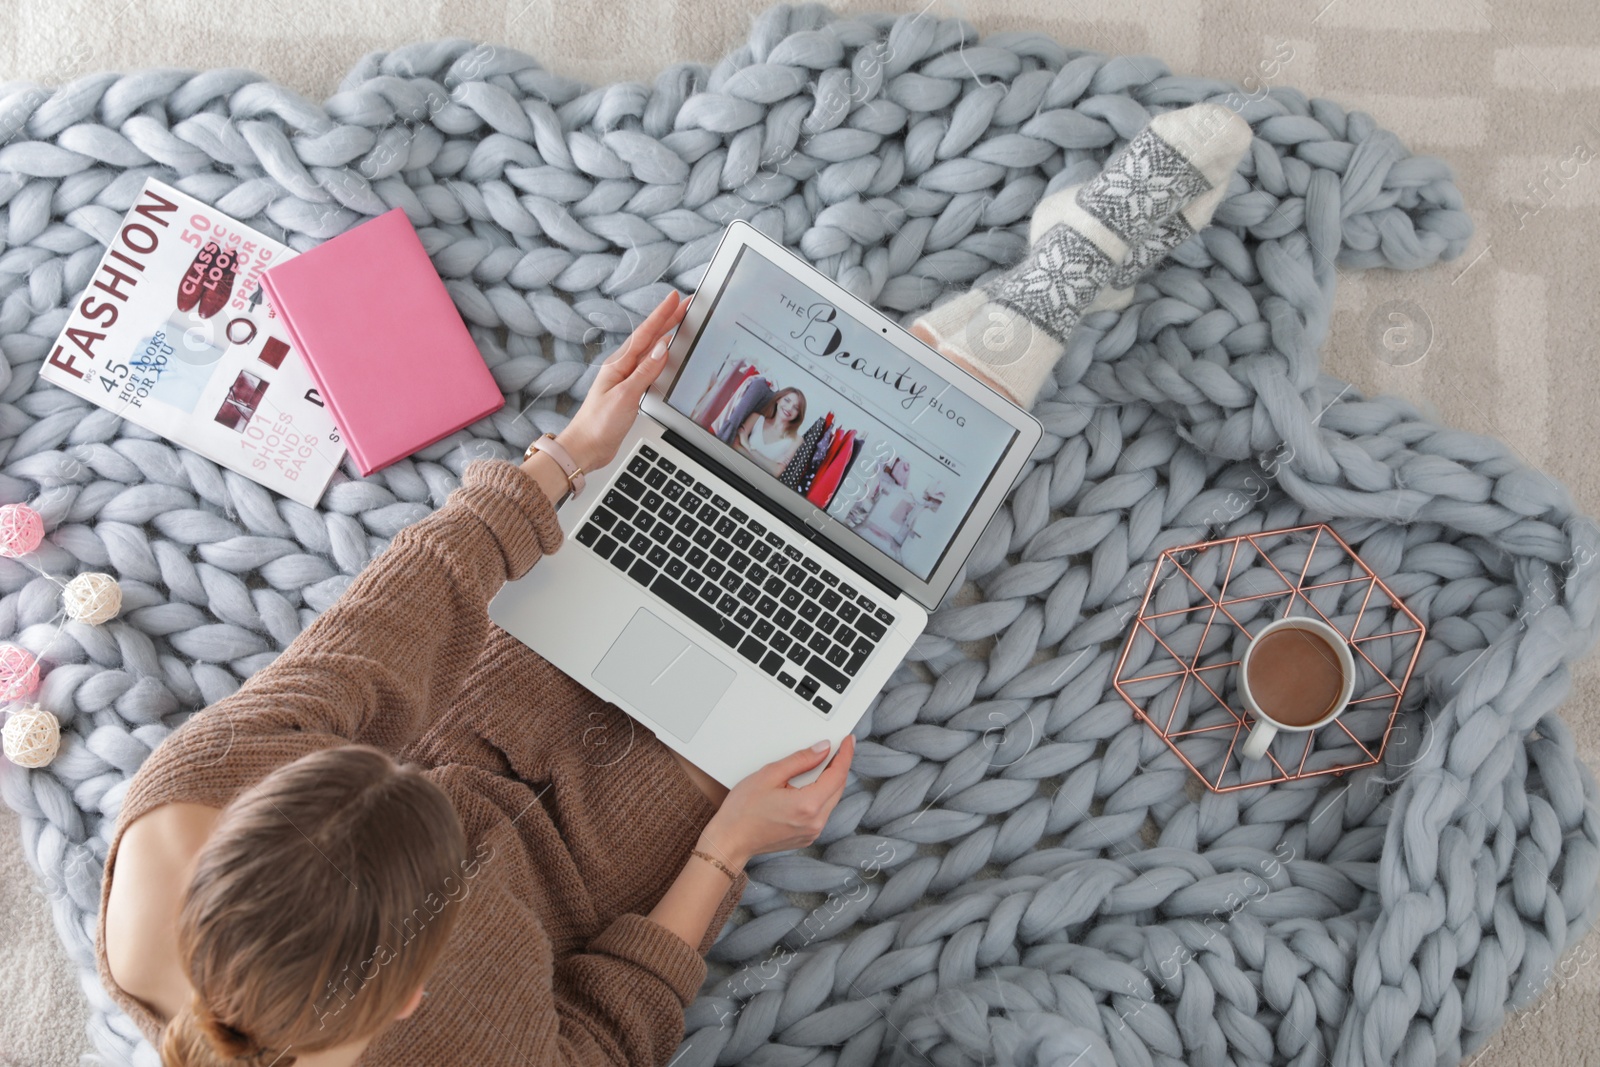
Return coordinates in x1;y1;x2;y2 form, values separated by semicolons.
910;320;1012;396
913;103;1252;407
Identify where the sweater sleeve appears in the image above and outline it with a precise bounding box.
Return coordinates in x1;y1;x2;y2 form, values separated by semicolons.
411;775;747;1067
201;459;562;754
540;862;750;1067
546;913;711;1065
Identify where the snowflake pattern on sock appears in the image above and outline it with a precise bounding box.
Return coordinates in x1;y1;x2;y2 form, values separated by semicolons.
1075;131;1212;246
980;222;1113;348
1104;212;1197;290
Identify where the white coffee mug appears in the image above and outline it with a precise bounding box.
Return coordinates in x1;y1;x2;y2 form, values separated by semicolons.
1238;616;1355;762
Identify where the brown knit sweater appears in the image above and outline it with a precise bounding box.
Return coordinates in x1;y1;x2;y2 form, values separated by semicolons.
93;459;748;1066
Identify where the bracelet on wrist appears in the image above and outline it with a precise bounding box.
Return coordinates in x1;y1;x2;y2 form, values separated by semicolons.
554;432;599;475
522;433;586;504
690;848;741;883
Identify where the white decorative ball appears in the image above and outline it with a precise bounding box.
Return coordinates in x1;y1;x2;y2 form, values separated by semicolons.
62;572;122;625
2;705;60;768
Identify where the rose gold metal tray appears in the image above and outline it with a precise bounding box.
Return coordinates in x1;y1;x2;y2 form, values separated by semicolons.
1113;523;1426;792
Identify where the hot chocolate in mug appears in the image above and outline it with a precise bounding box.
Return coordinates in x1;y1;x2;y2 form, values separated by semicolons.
1237;616;1356;762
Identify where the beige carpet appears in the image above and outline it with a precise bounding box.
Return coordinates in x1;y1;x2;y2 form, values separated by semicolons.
2;0;1598;1064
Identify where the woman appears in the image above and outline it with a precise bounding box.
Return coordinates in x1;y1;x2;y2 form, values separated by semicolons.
732;387;806;477
97;290;857;1067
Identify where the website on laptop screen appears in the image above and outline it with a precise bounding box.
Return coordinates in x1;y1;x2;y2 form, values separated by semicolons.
666;245;1019;582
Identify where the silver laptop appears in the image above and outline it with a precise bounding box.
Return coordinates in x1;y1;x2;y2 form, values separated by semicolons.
488;221;1041;788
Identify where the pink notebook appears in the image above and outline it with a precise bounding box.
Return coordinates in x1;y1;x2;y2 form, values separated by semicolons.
261;209;504;475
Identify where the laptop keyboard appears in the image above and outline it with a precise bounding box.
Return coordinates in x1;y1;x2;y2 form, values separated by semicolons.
572;442;898;715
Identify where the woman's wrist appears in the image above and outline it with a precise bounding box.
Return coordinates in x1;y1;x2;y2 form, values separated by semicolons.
519;429;607;507
650;840;737;955
554;427;607;476
520;449;577;509
695;825;749;872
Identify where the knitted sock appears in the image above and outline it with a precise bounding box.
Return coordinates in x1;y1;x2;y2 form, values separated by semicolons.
1055;171;1240;315
913;103;1252;406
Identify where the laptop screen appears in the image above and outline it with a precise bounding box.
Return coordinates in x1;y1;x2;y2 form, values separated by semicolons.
665;245;1020;582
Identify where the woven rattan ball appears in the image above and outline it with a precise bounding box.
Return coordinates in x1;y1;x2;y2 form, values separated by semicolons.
0;644;38;701
62;572;122;625
0;503;43;558
2;705;59;768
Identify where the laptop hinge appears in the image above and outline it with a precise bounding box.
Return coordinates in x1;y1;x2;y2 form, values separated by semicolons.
659;428;902;602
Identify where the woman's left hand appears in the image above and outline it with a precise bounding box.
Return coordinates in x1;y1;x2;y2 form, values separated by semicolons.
556;290;689;473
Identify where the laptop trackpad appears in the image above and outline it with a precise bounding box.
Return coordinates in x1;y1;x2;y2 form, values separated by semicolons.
592;609;734;743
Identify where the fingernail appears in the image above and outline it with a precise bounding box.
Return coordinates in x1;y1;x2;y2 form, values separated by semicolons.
810;739;830;752
651;338;668;360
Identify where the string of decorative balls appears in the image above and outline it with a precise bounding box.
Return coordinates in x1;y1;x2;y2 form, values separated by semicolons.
0;502;124;769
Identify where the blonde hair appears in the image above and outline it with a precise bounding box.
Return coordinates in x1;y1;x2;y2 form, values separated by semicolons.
159;745;469;1066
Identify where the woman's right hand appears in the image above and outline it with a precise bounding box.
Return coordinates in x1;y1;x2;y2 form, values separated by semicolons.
696;735;856;868
555;290;688;475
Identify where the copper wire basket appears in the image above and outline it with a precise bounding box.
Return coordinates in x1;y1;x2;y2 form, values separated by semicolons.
1113;523;1426;792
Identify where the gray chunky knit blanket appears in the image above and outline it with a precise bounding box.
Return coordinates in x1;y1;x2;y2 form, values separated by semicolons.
1;5;1597;1066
